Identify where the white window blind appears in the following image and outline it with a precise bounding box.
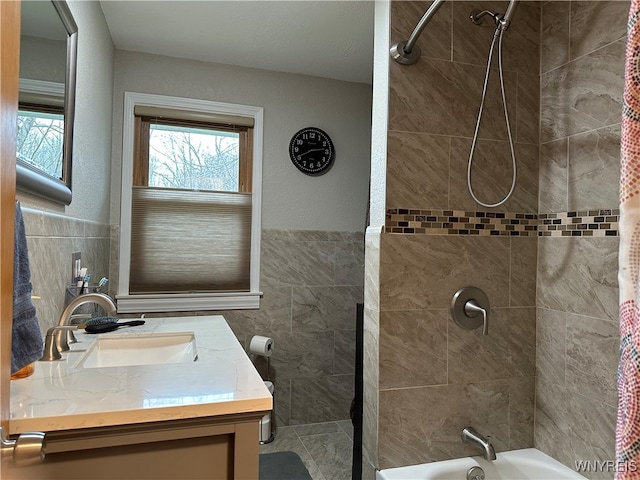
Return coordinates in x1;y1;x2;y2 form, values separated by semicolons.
130;186;251;294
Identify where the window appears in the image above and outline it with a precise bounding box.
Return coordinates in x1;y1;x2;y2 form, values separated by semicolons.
17;104;64;178
117;92;263;313
17;79;65;181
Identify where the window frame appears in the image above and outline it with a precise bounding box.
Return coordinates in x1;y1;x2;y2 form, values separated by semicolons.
133;116;253;193
117;92;263;313
17;101;65;178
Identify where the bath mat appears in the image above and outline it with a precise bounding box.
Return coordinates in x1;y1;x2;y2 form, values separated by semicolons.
259;451;312;480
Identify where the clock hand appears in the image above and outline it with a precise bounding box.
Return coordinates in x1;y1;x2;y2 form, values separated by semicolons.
300;148;326;156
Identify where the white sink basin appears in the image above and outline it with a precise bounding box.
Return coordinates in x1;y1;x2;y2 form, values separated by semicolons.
76;331;198;369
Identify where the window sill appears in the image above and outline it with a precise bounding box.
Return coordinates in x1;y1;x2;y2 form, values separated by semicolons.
115;292;262;313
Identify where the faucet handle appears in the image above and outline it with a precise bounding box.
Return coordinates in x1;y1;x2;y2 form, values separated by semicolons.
40;325;81;362
451;287;491;336
464;300;489;335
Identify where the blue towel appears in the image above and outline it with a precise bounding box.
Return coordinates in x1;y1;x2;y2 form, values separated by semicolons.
11;204;43;374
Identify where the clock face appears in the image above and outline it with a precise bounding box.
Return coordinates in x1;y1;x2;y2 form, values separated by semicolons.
289;127;335;175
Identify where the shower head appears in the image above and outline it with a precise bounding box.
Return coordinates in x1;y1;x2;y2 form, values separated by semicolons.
469;0;518;31
470;9;501;25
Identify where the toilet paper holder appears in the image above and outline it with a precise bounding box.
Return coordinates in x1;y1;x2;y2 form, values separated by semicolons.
249;336;276;444
249;335;274;380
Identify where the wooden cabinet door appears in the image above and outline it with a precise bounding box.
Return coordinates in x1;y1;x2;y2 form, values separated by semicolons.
0;1;20;478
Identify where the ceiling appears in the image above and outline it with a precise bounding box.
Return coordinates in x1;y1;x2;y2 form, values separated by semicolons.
99;1;375;85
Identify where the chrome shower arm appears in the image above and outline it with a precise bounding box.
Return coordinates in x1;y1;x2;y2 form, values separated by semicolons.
390;0;446;65
404;0;446;54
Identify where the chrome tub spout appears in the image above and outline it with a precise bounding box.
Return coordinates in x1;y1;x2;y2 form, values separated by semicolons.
462;427;496;461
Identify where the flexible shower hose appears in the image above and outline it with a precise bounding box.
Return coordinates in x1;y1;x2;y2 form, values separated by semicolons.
467;26;517;208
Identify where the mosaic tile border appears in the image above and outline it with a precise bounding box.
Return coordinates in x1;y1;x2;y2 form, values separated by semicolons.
386;209;538;236
538;209;619;237
385;209;620;237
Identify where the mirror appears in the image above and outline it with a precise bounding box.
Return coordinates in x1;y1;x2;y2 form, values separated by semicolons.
17;0;77;205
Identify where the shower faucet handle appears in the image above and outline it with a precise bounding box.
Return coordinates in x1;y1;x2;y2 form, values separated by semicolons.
464;300;489;335
451;287;491;336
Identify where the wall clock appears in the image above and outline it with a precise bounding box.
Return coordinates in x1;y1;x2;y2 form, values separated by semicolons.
289;127;335;175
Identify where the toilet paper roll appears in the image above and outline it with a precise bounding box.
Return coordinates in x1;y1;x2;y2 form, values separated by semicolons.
249;335;274;357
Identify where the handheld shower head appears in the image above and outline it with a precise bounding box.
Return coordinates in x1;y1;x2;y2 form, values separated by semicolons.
499;0;518;30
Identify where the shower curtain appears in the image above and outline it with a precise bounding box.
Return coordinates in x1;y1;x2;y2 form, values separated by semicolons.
618;0;640;478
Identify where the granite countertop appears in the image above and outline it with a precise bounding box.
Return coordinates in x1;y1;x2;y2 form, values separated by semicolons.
9;315;272;434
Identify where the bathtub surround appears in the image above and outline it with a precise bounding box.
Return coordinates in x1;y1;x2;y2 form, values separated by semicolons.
367;0;541;471
535;1;627;477
365;1;625;479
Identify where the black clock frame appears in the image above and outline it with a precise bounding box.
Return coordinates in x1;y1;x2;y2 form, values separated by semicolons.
289;127;335;175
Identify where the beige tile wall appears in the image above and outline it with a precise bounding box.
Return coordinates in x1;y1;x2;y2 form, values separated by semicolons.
373;0;626;475
24;218;363;428
536;2;627;477
375;0;540;469
238;229;364;427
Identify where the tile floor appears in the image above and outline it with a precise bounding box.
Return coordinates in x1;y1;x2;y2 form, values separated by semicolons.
259;420;354;480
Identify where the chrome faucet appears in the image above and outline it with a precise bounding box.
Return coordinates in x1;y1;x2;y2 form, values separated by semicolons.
56;293;117;351
462;427;496;461
40;325;82;361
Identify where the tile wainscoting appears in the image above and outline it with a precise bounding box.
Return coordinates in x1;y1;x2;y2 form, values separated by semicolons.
22;208;111;335
20;218;362;431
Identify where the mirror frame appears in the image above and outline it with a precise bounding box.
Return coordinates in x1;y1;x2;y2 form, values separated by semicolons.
16;0;77;205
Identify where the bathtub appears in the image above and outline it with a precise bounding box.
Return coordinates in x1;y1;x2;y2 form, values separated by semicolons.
376;448;587;480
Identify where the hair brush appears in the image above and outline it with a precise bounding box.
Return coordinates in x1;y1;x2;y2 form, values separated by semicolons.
82;316;145;334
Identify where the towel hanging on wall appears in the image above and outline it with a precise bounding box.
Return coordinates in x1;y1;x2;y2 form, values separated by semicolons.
11;203;43;374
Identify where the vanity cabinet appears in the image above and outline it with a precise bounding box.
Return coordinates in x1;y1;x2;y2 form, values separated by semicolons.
9;411;265;479
9;316;272;480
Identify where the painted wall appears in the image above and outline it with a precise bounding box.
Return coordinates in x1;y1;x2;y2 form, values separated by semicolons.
19;35;66;84
19;0;114;331
109;50;372;232
534;2;626;477
108;49;373;427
